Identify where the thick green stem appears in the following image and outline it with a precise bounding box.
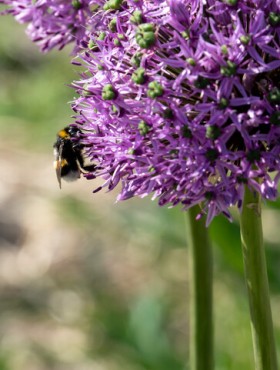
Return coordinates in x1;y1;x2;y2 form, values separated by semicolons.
186;205;213;370
240;186;278;370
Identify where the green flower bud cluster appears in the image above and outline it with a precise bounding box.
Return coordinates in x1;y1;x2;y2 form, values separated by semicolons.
240;35;251;45
206;125;221;140
135;23;156;49
103;0;123;10
268;88;280;104
131;67;146;84
130;10;143;24
147;81;164;98
138;120;151;135
220;61;237;77
269;12;280;27
131;52;142;67
102;84;116;100
218;97;229;109
72;0;82;10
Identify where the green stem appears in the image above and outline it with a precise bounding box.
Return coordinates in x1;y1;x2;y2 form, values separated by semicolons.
240;186;278;370
186;205;214;370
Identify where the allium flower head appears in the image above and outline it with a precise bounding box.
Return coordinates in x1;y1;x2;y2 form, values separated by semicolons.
2;0;280;224
67;0;280;224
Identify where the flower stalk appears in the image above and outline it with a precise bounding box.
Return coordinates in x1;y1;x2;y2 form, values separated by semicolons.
240;186;278;370
186;205;213;370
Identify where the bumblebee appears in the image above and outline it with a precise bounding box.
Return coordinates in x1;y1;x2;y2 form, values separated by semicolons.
53;126;95;188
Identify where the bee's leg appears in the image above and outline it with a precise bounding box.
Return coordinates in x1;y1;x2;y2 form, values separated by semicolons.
82;164;97;172
75;150;85;167
76;150;96;172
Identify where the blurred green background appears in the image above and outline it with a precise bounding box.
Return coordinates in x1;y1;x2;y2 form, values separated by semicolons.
0;15;280;370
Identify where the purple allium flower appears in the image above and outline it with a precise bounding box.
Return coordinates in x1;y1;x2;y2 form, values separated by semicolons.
70;0;280;224
0;0;93;51
3;0;280;224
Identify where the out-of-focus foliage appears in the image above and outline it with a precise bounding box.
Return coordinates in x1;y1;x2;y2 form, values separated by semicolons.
0;15;280;370
0;16;74;149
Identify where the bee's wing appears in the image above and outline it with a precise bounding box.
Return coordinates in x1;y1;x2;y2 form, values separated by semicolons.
54;143;63;189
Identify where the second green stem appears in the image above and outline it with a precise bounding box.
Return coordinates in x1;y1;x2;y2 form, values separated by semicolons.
240;186;278;370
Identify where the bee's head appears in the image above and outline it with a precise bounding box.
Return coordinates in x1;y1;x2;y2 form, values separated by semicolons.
66;125;82;138
57;125;82;140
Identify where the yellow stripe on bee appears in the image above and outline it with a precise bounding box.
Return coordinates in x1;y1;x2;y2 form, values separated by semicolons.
58;129;70;139
60;159;68;167
53;159;68;169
